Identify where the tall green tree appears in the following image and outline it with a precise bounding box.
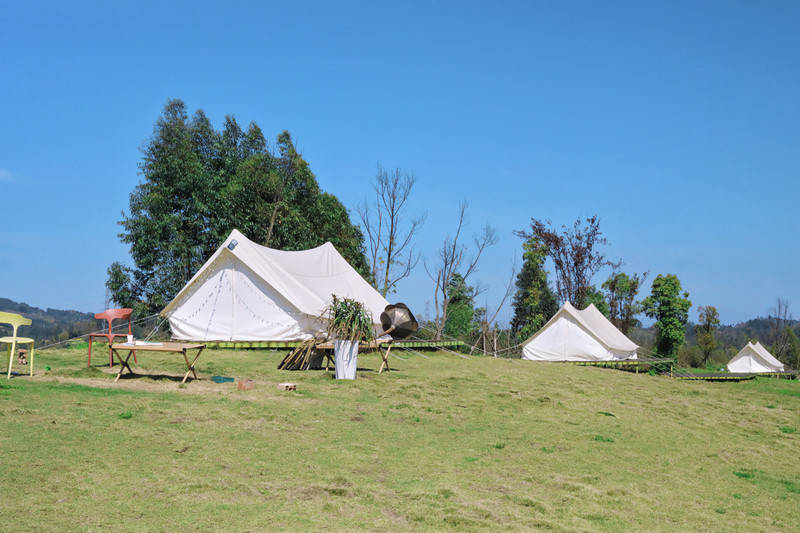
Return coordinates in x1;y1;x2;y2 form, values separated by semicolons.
642;274;692;358
444;273;476;338
602;271;647;334
108;99;369;313
510;237;558;340
584;286;610;317
695;305;721;365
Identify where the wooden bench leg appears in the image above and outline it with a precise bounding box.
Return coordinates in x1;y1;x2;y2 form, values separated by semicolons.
113;350;134;382
181;348;203;384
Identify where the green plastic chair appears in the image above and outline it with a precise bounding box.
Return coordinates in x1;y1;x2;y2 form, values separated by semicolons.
0;311;34;379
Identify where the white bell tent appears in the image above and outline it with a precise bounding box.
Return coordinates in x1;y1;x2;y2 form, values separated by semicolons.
726;341;784;373
161;229;390;341
522;302;639;362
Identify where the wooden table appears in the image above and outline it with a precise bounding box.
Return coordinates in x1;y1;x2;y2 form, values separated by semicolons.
111;342;206;384
314;339;394;374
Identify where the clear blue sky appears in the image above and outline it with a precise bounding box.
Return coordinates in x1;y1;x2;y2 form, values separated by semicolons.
1;1;798;325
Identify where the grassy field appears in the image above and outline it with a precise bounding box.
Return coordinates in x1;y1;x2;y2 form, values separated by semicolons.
1;344;798;531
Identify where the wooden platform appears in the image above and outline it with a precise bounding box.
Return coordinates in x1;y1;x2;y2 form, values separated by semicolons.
562;356;675;374
675;372;756;381
675;371;797;381
204;339;465;350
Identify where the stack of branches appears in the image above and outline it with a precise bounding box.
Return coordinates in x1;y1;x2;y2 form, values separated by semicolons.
278;338;328;371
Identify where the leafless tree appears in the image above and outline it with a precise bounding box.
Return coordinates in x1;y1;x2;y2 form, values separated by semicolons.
515;215;619;308
769;298;793;361
472;263;516;357
357;165;426;296
425;201;498;340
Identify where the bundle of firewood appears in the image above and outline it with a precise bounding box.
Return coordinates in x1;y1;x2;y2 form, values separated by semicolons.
277;339;329;370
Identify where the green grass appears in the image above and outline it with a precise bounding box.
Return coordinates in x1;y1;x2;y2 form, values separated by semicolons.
1;345;799;531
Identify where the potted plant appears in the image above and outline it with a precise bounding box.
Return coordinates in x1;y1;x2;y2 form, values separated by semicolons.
326;295;374;380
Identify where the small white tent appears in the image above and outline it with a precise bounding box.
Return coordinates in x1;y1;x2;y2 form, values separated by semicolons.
522;302;638;362
727;341;784;373
161;229;390;341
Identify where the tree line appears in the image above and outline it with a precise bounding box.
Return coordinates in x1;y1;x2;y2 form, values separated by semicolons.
107;99;798;369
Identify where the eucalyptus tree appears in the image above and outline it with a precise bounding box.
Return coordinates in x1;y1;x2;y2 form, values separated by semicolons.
108;99;369;314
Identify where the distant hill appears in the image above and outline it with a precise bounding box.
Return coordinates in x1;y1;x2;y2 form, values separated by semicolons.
630;316;799;368
0;298;96;346
631;317;799;350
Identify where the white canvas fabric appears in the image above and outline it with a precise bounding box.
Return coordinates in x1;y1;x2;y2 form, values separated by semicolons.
727;341;784;373
521;302;638;361
161;229;390;341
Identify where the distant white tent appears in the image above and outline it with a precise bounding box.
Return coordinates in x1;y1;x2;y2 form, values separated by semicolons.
522;302;639;362
161;229;390;341
726;341;784;373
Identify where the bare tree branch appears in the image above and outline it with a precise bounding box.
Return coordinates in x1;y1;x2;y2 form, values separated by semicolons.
515;215;614;308
770;298;793;361
428;201;498;340
472;261;516;357
358;165;426;296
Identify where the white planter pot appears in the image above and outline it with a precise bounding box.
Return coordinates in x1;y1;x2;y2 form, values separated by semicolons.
334;340;359;380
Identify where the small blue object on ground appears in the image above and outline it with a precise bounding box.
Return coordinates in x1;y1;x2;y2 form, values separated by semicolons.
211;376;235;384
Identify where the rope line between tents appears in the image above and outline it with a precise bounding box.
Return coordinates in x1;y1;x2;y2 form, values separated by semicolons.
36;313;162;351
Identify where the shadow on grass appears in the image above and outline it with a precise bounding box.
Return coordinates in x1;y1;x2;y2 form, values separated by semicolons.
116;372;194;383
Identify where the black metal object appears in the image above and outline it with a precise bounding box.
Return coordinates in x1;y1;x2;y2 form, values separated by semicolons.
380;303;418;340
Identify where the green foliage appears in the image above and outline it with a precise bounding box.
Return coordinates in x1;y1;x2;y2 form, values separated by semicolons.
445;304;475;338
325;295;374;342
642;274;692;358
677;344;705;369
695;305;721;365
785;327;800;369
444;273;476;338
510;237;558;339
601;271;646;334
584;286;610;317
108;99;368;313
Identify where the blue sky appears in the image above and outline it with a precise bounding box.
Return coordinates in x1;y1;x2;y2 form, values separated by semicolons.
1;1;798;325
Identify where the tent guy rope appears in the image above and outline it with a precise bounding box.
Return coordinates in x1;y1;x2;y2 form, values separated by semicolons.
36;313;162;351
